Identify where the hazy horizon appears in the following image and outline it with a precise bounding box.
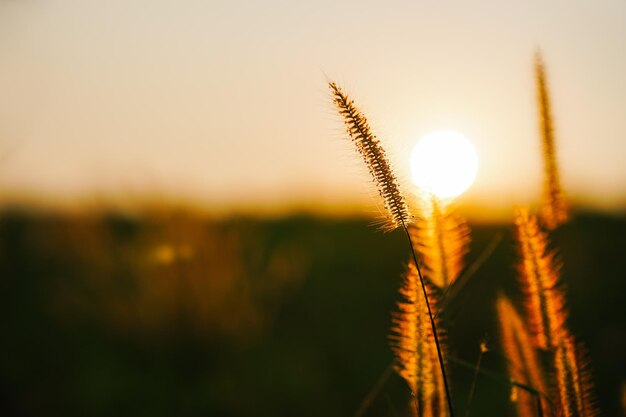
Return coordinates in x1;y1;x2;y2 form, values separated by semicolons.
1;0;626;215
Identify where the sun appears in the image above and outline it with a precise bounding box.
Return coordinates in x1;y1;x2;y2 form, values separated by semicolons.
410;130;478;199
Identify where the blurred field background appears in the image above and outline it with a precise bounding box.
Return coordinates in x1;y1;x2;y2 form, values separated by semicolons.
0;208;624;416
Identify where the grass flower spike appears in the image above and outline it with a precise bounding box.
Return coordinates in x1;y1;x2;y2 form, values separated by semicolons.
535;52;568;229
496;294;549;417
514;207;567;350
555;336;598;417
329;82;411;230
330;81;455;416
390;261;437;416
411;197;470;289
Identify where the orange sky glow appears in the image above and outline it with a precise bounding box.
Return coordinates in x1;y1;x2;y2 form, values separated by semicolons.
1;1;625;219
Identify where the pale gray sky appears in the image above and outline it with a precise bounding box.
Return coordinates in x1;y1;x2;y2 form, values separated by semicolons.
1;0;625;214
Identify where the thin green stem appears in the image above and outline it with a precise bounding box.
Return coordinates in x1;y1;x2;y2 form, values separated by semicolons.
353;364;394;417
437;232;503;318
448;356;550;402
463;345;485;417
353;354;551;417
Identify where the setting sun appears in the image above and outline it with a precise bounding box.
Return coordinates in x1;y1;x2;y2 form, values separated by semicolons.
410;130;479;199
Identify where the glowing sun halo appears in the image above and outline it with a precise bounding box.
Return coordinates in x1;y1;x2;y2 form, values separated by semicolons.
410;130;479;199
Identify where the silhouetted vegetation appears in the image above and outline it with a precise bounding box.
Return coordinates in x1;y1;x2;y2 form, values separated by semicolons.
0;210;623;416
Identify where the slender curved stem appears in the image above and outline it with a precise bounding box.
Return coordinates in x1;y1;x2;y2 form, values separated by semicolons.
353;364;394;417
437;232;503;318
448;356;549;416
463;345;485;417
401;221;456;417
353;354;551;417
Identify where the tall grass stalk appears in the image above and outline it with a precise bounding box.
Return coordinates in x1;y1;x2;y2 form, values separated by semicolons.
329;81;455;417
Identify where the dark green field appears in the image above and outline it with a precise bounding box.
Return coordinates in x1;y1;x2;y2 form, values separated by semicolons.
0;210;624;416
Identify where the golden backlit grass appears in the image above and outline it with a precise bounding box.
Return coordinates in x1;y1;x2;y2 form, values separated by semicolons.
536;52;569;230
329;52;600;417
330;81;455;416
411;197;470;289
515;207;567;351
497;294;550;417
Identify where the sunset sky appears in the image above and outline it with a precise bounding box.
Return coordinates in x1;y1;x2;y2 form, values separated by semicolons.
1;0;625;215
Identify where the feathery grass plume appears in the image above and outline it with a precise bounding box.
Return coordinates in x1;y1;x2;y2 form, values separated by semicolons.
535;52;568;230
411;197;470;289
329;82;410;230
496;294;550;417
515;209;600;416
554;336;599;417
514;207;567;351
390;261;445;417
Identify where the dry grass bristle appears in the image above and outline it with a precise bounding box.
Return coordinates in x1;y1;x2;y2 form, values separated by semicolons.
496;294;550;417
514;207;567;350
410;197;470;289
535;52;568;230
329;82;411;230
390;261;446;417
